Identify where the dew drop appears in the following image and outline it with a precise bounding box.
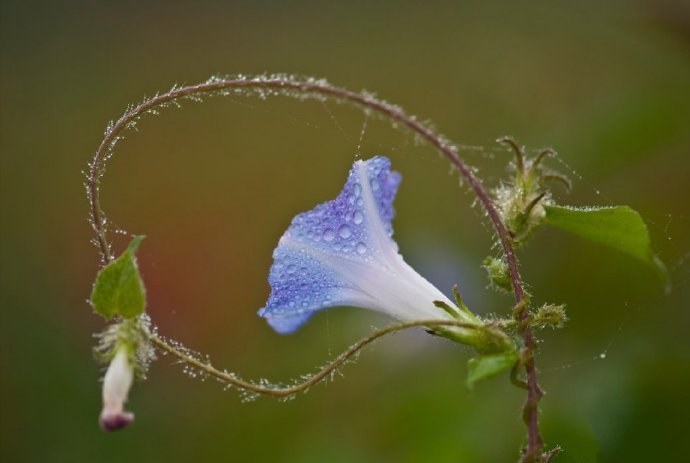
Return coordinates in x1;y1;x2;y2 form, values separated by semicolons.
356;242;367;254
287;265;297;274
353;210;363;224
323;229;336;242
353;183;362;197
339;225;352;239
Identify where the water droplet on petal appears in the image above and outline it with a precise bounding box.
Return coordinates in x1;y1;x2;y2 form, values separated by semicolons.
353;183;362;197
339;225;352;239
353;211;363;224
323;229;336;241
356;242;367;254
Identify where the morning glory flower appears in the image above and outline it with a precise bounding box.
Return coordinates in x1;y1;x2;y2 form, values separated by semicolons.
99;347;134;431
257;156;481;337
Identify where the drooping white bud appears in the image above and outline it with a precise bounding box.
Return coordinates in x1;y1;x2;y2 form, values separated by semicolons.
99;347;134;431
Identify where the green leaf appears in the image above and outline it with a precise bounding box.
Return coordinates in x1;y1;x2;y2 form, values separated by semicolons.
543;205;669;290
90;236;146;319
466;350;518;390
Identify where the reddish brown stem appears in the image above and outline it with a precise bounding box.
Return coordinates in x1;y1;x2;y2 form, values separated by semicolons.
86;75;544;459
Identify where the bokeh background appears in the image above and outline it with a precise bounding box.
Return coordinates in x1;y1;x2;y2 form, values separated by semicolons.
2;1;689;462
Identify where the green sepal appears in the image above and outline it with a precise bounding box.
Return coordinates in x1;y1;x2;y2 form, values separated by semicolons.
543;205;669;291
90;236;147;319
433;321;515;355
466;349;519;390
432;285;476;321
433;300;461;319
452;285;476;319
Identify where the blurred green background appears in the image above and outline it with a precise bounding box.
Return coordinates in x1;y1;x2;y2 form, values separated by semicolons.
2;0;689;462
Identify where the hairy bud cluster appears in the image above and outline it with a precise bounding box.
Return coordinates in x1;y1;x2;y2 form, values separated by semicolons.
492;137;570;246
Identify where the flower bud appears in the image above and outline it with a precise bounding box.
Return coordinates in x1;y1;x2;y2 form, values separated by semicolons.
99;347;134;431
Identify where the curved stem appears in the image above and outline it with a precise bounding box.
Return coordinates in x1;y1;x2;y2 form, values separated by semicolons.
86;76;522;298
86;75;542;457
148;319;480;398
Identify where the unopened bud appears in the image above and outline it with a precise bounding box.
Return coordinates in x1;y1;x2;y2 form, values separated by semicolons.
99;347;134;431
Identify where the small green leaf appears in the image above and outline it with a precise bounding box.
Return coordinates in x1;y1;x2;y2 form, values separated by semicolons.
466;350;518;390
543;205;669;289
90;236;146;319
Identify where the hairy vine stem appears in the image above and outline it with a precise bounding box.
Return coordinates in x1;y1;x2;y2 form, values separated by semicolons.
148;319;480;398
86;75;544;459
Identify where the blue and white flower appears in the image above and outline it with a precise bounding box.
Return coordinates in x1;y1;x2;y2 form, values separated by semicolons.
258;156;481;337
